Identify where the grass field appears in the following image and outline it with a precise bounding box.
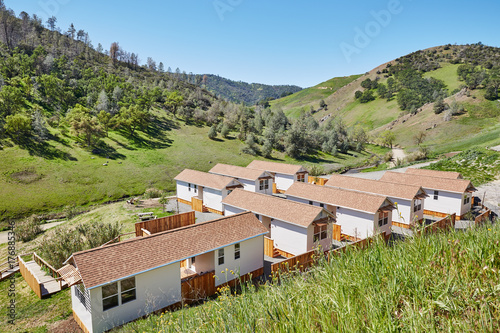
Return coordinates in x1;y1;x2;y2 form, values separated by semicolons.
115;222;500;332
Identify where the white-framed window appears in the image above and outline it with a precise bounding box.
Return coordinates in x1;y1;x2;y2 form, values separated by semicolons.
121;277;136;305
413;199;422;213
234;243;241;260
218;248;224;265
188;183;191;191
309;200;313;205
433;190;439;200
193;185;197;192
378;211;389;227
297;174;305;182
313;224;327;242
320;203;324;208
463;195;470;205
102;282;119;311
259;179;269;190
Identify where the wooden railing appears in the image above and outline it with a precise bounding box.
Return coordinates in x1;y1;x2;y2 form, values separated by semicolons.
475;209;491;226
100;232;137;246
264;237;274;257
18;255;42;298
416;214;456;235
181;270;216;304
33;252;59;279
308;176;328;186
134;211;196;237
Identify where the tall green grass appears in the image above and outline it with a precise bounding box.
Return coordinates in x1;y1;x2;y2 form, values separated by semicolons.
118;222;500;332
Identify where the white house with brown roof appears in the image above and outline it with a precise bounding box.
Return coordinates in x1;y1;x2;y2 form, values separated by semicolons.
174;169;243;215
65;212;267;333
325;174;428;229
209;163;274;195
222;189;335;256
285;182;395;240
380;171;476;219
246;160;308;193
405;168;463;179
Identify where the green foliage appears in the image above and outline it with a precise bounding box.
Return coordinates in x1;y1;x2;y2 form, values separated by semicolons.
66;104;104;147
359;90;376;103
4;113;31;138
117;105;149;137
379;130;396;148
354;90;363;99
433;97;448;114
143;188;164;199
208;125;217;140
16;215;43;242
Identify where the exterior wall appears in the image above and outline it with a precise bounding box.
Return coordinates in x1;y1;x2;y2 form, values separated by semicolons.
72;286;93;333
271;219;309;255
423;188;463;216
238;178;256;192
255;178;274;195
214;236;264;286
306;221;333;252
374;211;393;236
294;172;309;182
176;181;198;203
336;208;376;239
391;198;412;225
287;196;322;207
411;198;425;223
89;263;181;333
460;192;472;216
193;251;215;275
261;216;272;235
275;174;295;191
223;204;245;217
203;187;224;212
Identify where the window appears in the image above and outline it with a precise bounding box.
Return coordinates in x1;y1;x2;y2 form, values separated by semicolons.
463;195;470;205
227;189;233;195
121;277;136;304
102;282;119;311
255;214;260;220
218;248;224;265
309;201;313;205
297;174;305;182
320;203;324;208
259;179;269;190
378;211;389;227
313;224;327;242
413;199;422;213
193;185;197;192
188;183;191;191
234;243;241;260
433;190;439;200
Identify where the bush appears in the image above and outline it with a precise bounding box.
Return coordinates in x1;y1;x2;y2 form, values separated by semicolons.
208;125;217;140
383;151;393;163
308;165;324;177
17;216;43;242
144;188;163;199
354;90;363;99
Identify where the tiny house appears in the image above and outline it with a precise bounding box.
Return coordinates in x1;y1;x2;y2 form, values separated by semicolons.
246;160;308;193
209;163;274;195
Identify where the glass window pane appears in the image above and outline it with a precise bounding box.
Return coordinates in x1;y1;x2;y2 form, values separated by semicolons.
102;282;118;298
121;289;136;304
103;295;118;311
121;277;135;292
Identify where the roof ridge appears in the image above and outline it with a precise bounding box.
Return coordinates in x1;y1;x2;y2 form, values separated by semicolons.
296;181;387;198
72;211;253;257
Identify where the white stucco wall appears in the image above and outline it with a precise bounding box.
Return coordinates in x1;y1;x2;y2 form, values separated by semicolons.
271;219;309;255
460;192;472;216
275;174;295;191
223;204;245;216
391;198;412;225
214;236;264;286
72;285;93;332
203;187;224;212
89;263;181;333
336;208;376;239
176;181;198;202
255;178;274;195
193;251;215;274
374;211;393;236
306;222;333;252
238;178;256;192
423;188;463;216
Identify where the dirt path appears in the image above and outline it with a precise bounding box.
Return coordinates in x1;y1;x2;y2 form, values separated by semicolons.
0;220;66;244
389;148;406;168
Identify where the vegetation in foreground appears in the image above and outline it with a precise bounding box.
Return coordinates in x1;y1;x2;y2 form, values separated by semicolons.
116;222;500;333
425;148;500;185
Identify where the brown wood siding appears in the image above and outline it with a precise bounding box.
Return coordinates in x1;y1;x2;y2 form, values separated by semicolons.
272;183;278;194
18;256;42;299
392;221;411;229
181;270;216;304
264;237;274;257
416;214;456;235
206;207;224;215
423;210;449;218
177;198;192;205
191;197;204;212
308;176;328;186
135;211;196;237
332;224;342;241
474;209;491;226
72;310;91;333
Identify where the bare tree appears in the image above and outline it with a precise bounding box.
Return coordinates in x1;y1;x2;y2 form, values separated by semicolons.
110;42;119;64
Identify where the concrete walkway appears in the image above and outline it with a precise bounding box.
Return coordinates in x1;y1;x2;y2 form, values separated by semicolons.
0;220;66;245
164;199;222;223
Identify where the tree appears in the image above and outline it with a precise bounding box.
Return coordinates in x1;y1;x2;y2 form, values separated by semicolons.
413;131;426;146
97;110;113;136
164;91;184;117
262;139;273;158
117;105;149;137
158;62;164;73
32;106;48;141
66;104;104;147
208;125;217;140
4;114;32;139
359;90;375;103
67;23;76;39
380;130;396;148
46;16;57;31
221;123;230;138
319;99;327;109
433;97;448;114
354;90;363;99
95;89;109;113
242;133;258;155
110;42;119;64
147;57;157;71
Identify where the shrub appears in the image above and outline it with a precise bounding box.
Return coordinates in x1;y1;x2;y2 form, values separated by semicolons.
16;216;43;242
308;165;324;177
383;151;393;163
208;125;217;140
144;188;163;199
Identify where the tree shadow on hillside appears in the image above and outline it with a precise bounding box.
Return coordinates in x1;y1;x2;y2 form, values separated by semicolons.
16;137;77;161
91;141;126;160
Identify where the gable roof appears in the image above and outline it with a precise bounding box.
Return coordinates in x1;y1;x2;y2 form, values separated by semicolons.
222;189;328;227
325;174;428;200
209;163;272;181
71;212;268;290
247;160;306;175
380;171;476;194
285;182;393;214
405;168;463;179
174;169;241;190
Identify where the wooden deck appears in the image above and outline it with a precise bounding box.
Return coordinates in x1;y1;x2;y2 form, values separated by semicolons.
24;260;66;296
18;253;67;298
0;266;19;281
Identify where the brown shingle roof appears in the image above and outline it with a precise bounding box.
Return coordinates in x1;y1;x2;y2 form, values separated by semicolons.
174;169;239;190
209;164;271;181
222;189;325;227
380;171;476;193
286;182;392;214
72;212;268;289
405;168;463;179
247;160;305;175
325;174;427;200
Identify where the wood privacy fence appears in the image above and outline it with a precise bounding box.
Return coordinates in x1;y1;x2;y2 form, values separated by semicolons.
264;237;274;257
181;270;216;304
475;209;491;226
18;255;42;299
135;211;196;237
417;214;456;235
191;197;204;213
308;176;328;186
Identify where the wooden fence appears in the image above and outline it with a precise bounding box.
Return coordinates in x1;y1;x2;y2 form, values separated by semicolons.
332;224;341;241
191;197;204;213
18;255;42;299
181;270;216;304
308;176;328;186
475;209;491;226
135;211;196;237
33;252;60;280
417;214;456;235
264;237;275;257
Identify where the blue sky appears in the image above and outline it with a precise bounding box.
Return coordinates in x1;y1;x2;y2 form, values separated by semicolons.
5;0;500;87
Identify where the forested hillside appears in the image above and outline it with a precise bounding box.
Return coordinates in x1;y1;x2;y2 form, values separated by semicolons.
197;74;302;104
